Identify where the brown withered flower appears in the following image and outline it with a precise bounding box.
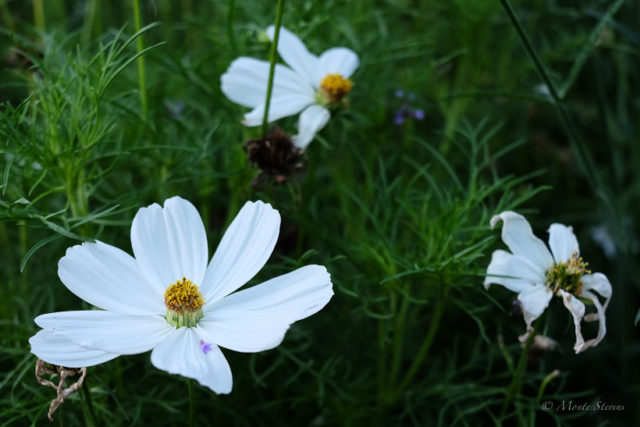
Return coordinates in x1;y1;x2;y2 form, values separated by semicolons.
244;126;305;188
35;359;87;421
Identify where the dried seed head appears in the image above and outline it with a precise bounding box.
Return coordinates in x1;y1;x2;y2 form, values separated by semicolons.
244;126;304;187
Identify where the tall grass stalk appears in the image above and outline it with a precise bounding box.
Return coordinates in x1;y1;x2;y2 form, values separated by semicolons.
133;0;148;117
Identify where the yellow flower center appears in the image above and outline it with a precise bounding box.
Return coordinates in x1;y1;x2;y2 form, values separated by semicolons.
164;277;204;327
546;252;591;296
318;73;353;103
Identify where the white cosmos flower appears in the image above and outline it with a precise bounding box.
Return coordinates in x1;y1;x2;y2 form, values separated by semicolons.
29;197;333;393
484;211;612;353
221;26;359;149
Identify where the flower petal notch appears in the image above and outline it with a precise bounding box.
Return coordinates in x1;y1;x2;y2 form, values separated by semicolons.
29;196;334;393
220;26;359;149
484;210;612;353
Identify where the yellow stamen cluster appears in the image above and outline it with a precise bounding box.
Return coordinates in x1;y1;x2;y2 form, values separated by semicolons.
164;277;204;327
319;73;353;103
546;252;591;296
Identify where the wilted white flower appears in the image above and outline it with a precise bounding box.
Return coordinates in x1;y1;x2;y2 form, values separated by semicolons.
484;211;612;353
30;197;333;393
221;26;359;149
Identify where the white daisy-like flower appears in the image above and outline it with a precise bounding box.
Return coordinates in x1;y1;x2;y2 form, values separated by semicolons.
29;197;333;393
484;211;612;353
221;26;359;149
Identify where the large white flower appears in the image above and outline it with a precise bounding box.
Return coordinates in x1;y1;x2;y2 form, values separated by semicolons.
29;197;333;393
221;26;359;149
484;211;612;353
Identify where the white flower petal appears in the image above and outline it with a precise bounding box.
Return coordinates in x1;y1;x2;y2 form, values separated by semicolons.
201;201;280;303
558;290;586;353
221;57;314;110
581;272;612;308
29;329;118;368
319;47;359;78
579;290;607;352
58;241;164;315
131;196;208;292
292;105;331;149
491;211;554;272
200;265;333;352
150;328;232;394
197;311;289;353
35;311;173;355
484;249;545;292
266;26;321;87
242;93;313;127
548;223;579;264
517;284;553;328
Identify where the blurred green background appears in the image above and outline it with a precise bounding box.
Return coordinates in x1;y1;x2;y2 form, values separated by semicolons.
1;0;639;425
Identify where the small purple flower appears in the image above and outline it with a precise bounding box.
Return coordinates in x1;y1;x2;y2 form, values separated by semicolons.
394;110;405;125
200;339;213;355
392;90;425;125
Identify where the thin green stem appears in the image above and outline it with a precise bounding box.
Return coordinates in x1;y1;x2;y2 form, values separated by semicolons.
499;320;539;419
498;0;603;193
133;0;148;117
261;0;285;137
226;0;238;53
81;380;97;427
33;0;45;32
188;378;196;427
395;292;446;395
389;285;411;388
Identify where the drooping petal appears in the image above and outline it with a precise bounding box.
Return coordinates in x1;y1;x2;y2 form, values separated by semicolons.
483;249;545;292
58;241;164;316
491;211;554;272
558;290;586;353
35;311;173;355
201;201;280;303
292;105;331;149
581;272;612;309
548;223;580;264
150;328;232;394
29;329;118;368
131;196;209;292
200;265;333;353
579;290;607;352
319;47;359;78
266;26;321;87
242;93;313;127
517;284;553;329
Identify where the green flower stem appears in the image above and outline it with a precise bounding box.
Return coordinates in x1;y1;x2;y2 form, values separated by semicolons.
395;289;447;397
261;0;285;137
81;380;97;427
188;378;195;427
33;0;45;32
498;0;602;193
499;319;540;419
133;0;148;117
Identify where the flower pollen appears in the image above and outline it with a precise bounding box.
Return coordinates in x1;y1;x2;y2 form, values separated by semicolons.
164;277;204;328
546;252;591;295
319;73;353;103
